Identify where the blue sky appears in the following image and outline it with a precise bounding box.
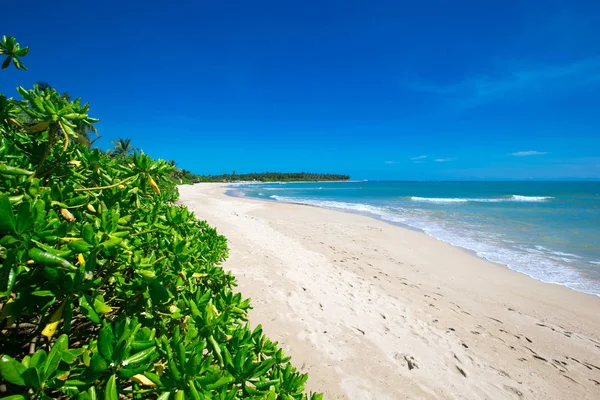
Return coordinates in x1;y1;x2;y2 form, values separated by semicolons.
2;0;600;180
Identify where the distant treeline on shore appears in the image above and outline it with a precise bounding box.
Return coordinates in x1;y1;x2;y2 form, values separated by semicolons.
182;171;351;183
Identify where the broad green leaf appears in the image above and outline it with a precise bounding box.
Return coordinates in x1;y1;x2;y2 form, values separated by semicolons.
90;354;108;372
21;367;41;389
44;334;68;380
0;195;16;234
98;325;115;362
0;355;26;386
104;374;117;400
82;224;96;245
29;350;47;370
77;386;97;400
0;251;17;295
174;390;185;400
79;294;100;323
93;296;112;315
62;348;85;364
16;201;33;234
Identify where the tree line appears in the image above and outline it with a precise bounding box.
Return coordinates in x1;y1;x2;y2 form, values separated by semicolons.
194;172;350;183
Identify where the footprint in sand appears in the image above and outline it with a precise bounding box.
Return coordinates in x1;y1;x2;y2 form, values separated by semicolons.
394;353;419;371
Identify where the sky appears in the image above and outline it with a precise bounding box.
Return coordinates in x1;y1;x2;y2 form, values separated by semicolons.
2;0;600;180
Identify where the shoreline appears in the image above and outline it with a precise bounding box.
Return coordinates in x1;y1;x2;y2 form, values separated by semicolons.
225;186;599;298
179;183;600;399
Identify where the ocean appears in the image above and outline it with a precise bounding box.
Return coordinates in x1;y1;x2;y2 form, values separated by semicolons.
231;181;600;296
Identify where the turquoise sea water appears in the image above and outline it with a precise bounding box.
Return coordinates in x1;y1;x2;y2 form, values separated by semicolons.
232;181;600;296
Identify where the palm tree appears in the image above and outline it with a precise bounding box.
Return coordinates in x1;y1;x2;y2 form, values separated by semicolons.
73;121;100;149
0;36;29;70
109;137;137;157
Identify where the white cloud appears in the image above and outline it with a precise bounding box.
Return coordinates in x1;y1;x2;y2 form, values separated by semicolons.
384;161;400;164
411;155;427;160
434;158;454;162
510;151;549;156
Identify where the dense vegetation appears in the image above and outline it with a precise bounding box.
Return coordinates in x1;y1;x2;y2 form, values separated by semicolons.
0;36;321;399
194;172;350;183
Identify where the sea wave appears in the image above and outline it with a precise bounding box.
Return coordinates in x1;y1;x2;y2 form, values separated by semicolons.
409;195;553;203
269;195;389;216
510;195;554;202
263;186;357;191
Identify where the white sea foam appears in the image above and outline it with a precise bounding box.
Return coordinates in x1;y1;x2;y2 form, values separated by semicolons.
269;195;389;216
409;195;553;203
551;251;582;259
510;195;554;201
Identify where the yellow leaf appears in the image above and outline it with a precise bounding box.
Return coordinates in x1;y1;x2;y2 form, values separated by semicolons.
60;208;76;222
59;237;83;242
86;203;96;213
77;253;85;265
27;121;50;133
147;175;161;195
192;273;208;279
42;301;66;338
131;374;156;387
69;160;82;167
56;370;70;381
154;363;165;376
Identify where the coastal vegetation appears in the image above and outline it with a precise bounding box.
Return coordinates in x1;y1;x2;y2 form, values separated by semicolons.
0;36;321;399
194;172;350;183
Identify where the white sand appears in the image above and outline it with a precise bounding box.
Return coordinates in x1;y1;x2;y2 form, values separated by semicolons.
178;183;600;399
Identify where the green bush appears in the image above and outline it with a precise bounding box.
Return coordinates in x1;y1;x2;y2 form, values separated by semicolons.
0;36;321;400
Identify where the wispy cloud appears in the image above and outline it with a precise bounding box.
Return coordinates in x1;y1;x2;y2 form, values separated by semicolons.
408;57;600;108
384;161;400;164
510;151;549;156
411;155;427;160
434;158;454;162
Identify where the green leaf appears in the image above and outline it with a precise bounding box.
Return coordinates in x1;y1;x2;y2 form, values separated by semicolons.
77;386;97;400
1;56;11;70
174;390;185;400
187;380;200;400
122;346;156;366
90;354;108;372
0;251;17;295
62;348;84;364
82;224;96;245
98;326;115;362
0;195;16;234
0;395;27;400
16;201;33;234
79;294;100;323
93;296;112;315
0;355;26;386
44;334;68;381
104;374;117;400
266;386;276;400
29;350;47;370
21;367;40;389
156;393;171;400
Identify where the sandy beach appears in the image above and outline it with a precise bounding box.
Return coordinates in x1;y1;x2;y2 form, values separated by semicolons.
178;183;600;400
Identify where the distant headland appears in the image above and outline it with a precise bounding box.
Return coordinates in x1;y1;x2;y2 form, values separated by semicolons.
174;170;350;183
